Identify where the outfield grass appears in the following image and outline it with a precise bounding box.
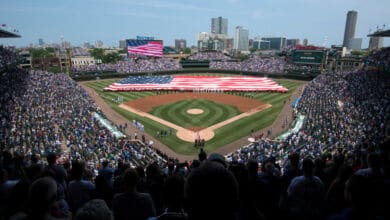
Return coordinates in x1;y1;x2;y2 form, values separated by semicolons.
85;77;304;155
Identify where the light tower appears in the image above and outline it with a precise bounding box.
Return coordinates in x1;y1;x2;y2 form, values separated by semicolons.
60;34;71;74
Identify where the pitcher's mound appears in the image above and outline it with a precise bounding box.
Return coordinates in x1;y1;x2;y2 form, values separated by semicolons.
187;108;204;115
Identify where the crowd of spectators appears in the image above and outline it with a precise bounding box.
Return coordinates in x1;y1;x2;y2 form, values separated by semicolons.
210;55;286;74
365;46;390;69
187;51;231;61
0;45;20;70
1;47;390;220
71;48;90;57
227;68;389;164
71;58;180;74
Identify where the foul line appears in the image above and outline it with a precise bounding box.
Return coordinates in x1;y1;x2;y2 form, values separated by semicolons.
119;103;272;142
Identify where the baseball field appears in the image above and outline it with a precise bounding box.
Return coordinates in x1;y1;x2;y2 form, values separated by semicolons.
85;76;304;155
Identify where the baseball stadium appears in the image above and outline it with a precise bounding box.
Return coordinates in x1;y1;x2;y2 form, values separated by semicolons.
1;16;390;220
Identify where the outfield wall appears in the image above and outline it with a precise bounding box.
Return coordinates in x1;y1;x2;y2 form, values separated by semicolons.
72;69;316;82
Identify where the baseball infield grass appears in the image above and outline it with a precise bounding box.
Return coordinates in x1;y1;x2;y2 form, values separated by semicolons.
150;99;241;129
85;77;304;155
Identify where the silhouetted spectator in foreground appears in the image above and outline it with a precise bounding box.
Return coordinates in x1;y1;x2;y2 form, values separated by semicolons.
287;157;325;220
112;168;156;220
328;174;384;220
74;199;113;220
68;160;95;214
19;177;60;220
46;153;67;190
185;161;239;220
92;175;113;209
326;164;353;214
151;175;188;220
99;160;114;189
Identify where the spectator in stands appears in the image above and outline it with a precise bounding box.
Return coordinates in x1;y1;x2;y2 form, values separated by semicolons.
287;157;325;220
112;168;156;220
257;158;282;220
187;51;231;61
185;161;239;220
145;162;165;215
74;199;113;220
151;174;188;220
354;152;384;178
45;152;68;190
328;174;383;220
68;160;95;213
92;175;114;208
326;164;353;214
24;177;61;220
99;160;114;189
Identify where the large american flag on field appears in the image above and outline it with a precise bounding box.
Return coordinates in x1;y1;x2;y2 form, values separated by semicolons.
104;75;288;92
127;40;163;57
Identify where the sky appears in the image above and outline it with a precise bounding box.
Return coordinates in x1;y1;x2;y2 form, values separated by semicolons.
1;0;389;48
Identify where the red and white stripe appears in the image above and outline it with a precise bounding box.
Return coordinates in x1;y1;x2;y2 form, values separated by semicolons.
104;76;288;92
128;42;163;57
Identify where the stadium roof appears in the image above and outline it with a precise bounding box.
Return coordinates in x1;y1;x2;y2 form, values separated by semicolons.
367;29;390;37
0;28;21;38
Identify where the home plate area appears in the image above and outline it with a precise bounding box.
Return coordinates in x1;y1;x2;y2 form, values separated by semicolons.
119;92;271;142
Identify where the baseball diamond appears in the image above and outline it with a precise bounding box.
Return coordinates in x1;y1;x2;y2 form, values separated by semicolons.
84;76;304;155
118;92;272;142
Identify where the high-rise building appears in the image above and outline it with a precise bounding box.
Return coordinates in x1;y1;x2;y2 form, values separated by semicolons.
348;38;362;51
261;37;286;50
211;17;228;35
95;40;104;48
342;10;358;48
369;29;384;50
38;38;44;46
83;42;92;48
197;32;232;52
286;39;300;47
119;40;127;50
234;26;249;51
62;41;71;49
303;38;308;46
252;40;271;50
175;39;187;51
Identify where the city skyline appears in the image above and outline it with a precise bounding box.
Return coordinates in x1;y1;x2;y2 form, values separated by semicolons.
1;0;389;48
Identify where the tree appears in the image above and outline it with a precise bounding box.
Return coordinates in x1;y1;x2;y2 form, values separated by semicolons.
236;53;249;61
183;48;191;54
102;52;121;63
351;50;369;57
29;48;54;58
90;48;105;60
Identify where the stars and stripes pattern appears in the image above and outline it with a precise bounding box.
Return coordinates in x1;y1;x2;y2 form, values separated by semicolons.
127;40;163;57
104;75;288;92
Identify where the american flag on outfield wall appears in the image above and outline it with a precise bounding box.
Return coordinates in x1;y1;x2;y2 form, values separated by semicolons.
127;40;163;57
104;75;288;92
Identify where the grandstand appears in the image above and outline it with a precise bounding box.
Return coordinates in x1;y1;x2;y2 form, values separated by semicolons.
0;28;20;38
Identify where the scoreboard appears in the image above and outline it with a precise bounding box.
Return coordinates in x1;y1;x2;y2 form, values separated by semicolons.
292;50;327;65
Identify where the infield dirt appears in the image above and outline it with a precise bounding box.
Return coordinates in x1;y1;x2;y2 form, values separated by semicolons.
121;92;271;142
